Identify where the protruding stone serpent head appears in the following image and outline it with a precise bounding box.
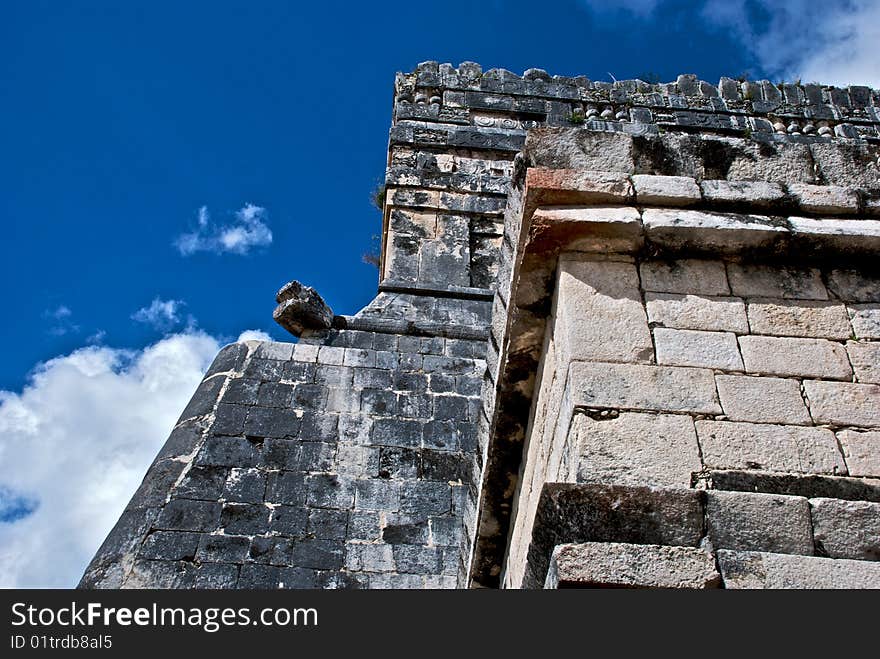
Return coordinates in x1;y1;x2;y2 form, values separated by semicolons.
272;280;334;337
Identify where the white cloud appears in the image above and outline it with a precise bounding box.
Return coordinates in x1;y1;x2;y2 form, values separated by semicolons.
174;204;273;256
236;329;272;342
131;298;186;332
86;330;107;345
580;0;879;88
0;328;270;587
702;0;880;87
43;305;79;337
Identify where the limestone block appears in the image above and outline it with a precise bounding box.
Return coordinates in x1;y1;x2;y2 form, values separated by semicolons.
631;175;701;207
571;362;722;415
787;183;860;215
847;341;880;384
804;380;880;428
254;342;294;361
646;292;748;333
545;542;720;589
642;209;788;254
388;208;437;238
574;412;702;488
717;550;880;588
826;269;880;303
654;328;743;371
555;257;654;364
787;217;880;255
525;169;635;202
640;259;729;296
747;298;852;340
848;304;880;339
738;335;852;380
715;375;811;425
810;498;880;560
531;206;642;253
707;491;813;555
837;430;880;478
727;263;827;300
525;130;635;173
696;420;846;474
700;180;787;207
383;232;420;282
809;142;880;188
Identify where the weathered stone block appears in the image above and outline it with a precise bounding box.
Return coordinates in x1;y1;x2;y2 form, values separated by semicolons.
706;491;813;555
399;481;451;518
526;169;634;202
306;474;355;510
849;304;880;339
654;328;743;371
696;420;846;474
265;471;307;507
316;345;345;366
545;542;720;589
804;380;880;428
717;550;880;588
196;437;260;467
738;335;852;380
223;378;260;406
530;206;642;253
787;183;860;215
345;543;396;573
810;498;880;560
787;217;880;255
555;257;653;364
370;418;422;448
838;430;880;478
123;560;196;589
196;534;251;564
727;263;827;300
632;175;701;207
642;209;788;253
574;412;702;488
826;269;880;302
210;403;248;436
193;563;239;589
354;479;400;512
700;180;786;207
846;341;880;384
222;467;266;503
523;483;706;588
645;293;748;333
570;361;722;415
139;531;201;561
640;259;729;296
254;342;294;361
707;469;880;503
154;499;221;532
747;298;852;339
715;375;811;425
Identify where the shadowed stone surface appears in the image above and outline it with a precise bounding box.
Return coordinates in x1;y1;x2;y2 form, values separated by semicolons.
546;542;720;589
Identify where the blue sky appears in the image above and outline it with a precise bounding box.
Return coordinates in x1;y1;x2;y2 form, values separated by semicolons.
1;0;877;587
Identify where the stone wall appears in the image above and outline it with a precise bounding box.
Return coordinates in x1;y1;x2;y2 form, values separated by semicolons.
479;139;880;589
81;62;880;589
503;254;879;588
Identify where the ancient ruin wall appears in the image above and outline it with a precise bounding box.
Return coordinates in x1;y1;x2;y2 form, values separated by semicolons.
80;62;880;589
